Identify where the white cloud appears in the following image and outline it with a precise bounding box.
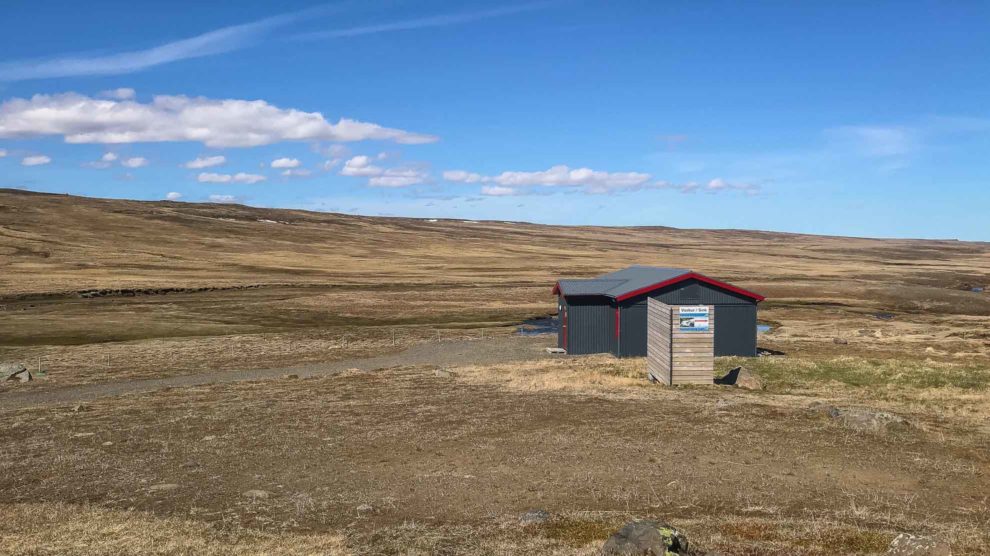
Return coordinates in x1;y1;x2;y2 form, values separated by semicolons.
0;11;303;81
0;93;438;147
271;157;300;168
368;168;428;187
183;155;225;169
339;155;428;187
442;170;483;183
21;155;51;166
294;3;554;41
481;185;518;196
340;155;384;176
324;144;350;159
100;88;136;100
281;168;312;177
208;194;239;203
826;125;915;157
0;148;7;157
84;151;124;169
165;191;182;201
121;156;148;168
197;172;266;184
444;164;651;194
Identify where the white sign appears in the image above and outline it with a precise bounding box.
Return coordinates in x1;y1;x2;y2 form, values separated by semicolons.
679;306;710;332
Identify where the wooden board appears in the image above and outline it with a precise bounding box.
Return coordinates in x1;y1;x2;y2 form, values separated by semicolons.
647;299;714;386
646;299;672;385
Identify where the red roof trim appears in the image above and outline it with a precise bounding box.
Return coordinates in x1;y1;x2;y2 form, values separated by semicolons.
614;272;765;302
552;281;561;295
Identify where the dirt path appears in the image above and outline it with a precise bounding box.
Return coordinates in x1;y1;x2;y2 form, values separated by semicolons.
1;335;553;410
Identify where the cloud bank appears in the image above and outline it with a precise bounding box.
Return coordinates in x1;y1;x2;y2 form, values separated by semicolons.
0;93;438;147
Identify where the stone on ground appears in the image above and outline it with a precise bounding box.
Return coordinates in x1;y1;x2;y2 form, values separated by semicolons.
148;483;180;492
518;508;550;525
715;366;763;390
814;404;911;433
887;533;950;555
602;520;689;555
242;489;270;500
356;503;374;513
2;363;31;382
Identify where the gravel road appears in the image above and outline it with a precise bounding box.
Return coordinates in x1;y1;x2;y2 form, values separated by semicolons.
1;335;554;410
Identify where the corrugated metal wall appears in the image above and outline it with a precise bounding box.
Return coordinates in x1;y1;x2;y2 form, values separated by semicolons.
559;295;614;354
712;304;757;356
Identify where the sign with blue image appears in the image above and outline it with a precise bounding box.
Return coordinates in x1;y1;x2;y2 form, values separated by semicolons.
678;306;710;332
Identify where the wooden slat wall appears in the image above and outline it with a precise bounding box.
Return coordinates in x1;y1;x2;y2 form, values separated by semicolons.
647;300;714;386
670;304;714;385
646;298;671;385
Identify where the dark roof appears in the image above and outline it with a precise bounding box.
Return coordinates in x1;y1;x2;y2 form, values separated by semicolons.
552;265;765;302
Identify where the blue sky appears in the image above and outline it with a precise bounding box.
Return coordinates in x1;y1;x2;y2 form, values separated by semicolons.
1;1;988;240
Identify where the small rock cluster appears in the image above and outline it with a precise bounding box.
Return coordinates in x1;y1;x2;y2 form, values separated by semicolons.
812;403;911;433
602;520;690;555
887;533;950;555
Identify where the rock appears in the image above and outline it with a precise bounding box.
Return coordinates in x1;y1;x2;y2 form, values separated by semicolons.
2;363;31;382
71;432;95;438
102;441;113;446
242;489;270;500
356;503;374;513
148;483;180;492
518;508;550;525
714;399;735;411
434;368;455;378
833;337;849;345
602;520;689;555
201;435;217;442
813;404;911;433
715;367;763;390
71;404;89;412
887;533;951;555
282;374;299;380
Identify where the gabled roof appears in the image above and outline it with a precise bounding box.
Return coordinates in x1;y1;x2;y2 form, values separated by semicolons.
552;265;765;302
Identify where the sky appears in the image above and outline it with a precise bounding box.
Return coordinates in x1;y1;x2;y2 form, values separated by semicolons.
1;0;988;240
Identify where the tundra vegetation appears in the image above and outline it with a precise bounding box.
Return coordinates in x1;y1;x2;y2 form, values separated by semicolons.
1;189;988;554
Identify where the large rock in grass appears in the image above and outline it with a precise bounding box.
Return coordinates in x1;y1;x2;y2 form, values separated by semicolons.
602;520;689;555
715;367;763;390
887;533;950;555
2;363;31;382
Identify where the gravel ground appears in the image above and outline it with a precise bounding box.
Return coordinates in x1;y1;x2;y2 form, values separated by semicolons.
2;335;555;410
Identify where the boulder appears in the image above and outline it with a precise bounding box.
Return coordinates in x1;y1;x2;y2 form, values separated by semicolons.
434;368;455;378
887;533;950;556
2;363;31;382
833;338;849;345
715;367;763;390
356;503;374;513
602;520;689;555
813;404;911;433
518;508;550;526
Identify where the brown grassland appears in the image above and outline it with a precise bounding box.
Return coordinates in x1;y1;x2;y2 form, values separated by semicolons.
1;188;989;554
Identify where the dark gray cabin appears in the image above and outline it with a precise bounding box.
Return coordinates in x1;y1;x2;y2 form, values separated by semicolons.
553;266;765;357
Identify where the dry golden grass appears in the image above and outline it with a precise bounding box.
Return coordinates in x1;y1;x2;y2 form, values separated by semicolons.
0;503;348;556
